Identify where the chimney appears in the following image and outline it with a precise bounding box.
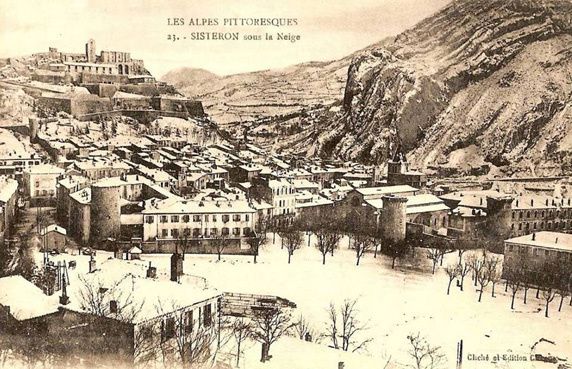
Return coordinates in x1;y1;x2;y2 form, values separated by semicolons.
88;254;96;273
546;199;549;206
530;199;534;206
59;274;70;305
146;261;157;279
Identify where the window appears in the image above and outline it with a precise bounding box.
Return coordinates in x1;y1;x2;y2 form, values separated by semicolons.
222;215;230;223
182;215;190;222
171;229;179;238
545;250;550;257
233;227;240;236
162;317;176;341
211;228;217;236
245;214;250;221
160;216;168;223
184;310;193;333
193;215;201;222
145;216;154;224
233;214;241;221
109;300;118;314
243;227;251;236
222;227;229;236
204;215;209;222
35;181;40;187
203;304;212;327
171;215;179;223
212;214;217;222
193;228;201;237
162;229;168;238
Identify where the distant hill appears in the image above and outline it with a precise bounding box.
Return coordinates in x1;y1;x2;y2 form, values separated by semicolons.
161;67;220;91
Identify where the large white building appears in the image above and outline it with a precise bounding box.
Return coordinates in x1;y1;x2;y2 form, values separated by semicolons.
23;163;64;199
142;198;257;241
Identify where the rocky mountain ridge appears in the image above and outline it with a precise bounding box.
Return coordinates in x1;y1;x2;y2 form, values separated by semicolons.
303;0;572;176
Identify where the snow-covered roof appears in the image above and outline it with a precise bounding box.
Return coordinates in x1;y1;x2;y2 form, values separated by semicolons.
40;224;67;236
67;262;221;324
505;231;572;252
142;198;256;215
0;178;18;203
365;193;449;214
0;275;59;320
355;185;418;197
25;163;64;175
129;246;142;254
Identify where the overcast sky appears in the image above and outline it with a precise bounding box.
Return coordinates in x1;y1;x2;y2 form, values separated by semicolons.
0;0;450;77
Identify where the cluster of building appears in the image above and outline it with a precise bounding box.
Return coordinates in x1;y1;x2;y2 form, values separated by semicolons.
6;39;204;120
0;248;295;367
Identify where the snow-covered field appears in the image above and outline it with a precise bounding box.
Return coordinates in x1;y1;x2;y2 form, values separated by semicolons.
44;234;572;369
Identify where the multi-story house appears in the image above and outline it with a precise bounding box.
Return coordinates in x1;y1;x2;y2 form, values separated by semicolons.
141;197;257;254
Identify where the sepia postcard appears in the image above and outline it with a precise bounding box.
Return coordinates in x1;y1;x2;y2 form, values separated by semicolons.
0;0;571;368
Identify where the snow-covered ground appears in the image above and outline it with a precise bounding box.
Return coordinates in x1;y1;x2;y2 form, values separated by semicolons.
42;234;572;369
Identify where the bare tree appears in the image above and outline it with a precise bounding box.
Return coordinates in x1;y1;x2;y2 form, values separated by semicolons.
315;229;341;265
283;226;303;264
154;300;220;369
353;232;373;266
541;284;558;318
245;231;264;264
250;307;294;362
212;233;228;261
476;260;492;303
444;264;460;295
231;317;253;367
506;267;522;310
427;248;441;274
325;299;372;353
406;332;446;369
466;254;484;288
458;262;471;292
485;256;502;297
381;239;410;269
294;314;317;342
175;235;191;260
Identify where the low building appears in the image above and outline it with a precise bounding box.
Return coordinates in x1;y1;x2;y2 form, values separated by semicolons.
39;224;68;252
23;163;64;204
503;231;572;280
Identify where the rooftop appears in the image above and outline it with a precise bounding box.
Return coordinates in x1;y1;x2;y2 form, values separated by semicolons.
506;231;572;252
355;185;418;197
0;275;59;320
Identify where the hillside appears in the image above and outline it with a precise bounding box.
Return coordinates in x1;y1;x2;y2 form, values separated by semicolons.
161;0;572;176
161;67;220;90
298;0;572;176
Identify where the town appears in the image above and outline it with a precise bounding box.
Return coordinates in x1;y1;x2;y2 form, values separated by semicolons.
0;37;571;369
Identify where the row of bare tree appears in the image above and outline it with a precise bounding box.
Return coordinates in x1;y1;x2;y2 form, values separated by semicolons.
443;250;572;318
